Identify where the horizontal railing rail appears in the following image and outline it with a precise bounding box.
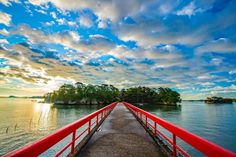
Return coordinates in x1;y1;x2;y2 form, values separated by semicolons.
4;102;118;157
123;102;236;157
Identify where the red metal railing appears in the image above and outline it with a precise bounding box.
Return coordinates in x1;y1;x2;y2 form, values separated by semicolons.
123;102;236;157
4;102;117;157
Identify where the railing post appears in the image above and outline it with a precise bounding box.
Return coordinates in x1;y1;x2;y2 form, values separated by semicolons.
96;114;98;125
172;134;177;157
140;113;142;121
145;116;147;126
71;130;76;154
88;120;91;135
154;122;157;137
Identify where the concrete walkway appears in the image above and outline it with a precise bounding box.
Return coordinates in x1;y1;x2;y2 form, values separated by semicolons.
77;103;165;157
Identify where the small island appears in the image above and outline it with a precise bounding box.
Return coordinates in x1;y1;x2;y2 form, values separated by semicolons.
8;95;17;98
44;82;181;106
204;96;233;104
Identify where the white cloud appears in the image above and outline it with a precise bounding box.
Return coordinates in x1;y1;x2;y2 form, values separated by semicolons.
1;0;235;99
159;3;173;14
202;85;236;92
57;18;66;25
45;21;55;26
79;15;93;27
0;0;10;5
211;58;222;66
50;12;57;19
0;11;11;26
0;39;9;44
196;38;236;54
176;2;203;17
68;21;77;27
35;9;47;14
159;44;177;52
68;31;80;42
27;0;159;23
0;0;18;6
229;70;236;75
0;28;9;35
201;82;215;86
116;16;213;48
14;25;116;61
197;75;213;80
98;20;108;28
28;0;43;5
176;2;195;17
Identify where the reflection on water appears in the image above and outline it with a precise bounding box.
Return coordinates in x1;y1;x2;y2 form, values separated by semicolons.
136;101;236;156
0;98;103;156
0;99;236;156
136;103;182;112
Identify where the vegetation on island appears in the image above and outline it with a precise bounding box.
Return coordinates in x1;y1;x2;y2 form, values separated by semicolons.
44;83;120;105
0;95;43;99
121;87;181;105
204;96;233;104
44;82;181;106
8;95;17;98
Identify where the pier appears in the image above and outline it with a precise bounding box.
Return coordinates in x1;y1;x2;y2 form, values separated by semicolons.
78;103;164;157
4;102;236;157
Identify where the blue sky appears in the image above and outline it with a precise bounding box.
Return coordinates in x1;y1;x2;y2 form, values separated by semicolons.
0;0;236;99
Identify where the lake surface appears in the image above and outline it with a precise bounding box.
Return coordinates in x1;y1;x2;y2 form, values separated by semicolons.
0;98;103;156
0;98;236;156
138;101;236;156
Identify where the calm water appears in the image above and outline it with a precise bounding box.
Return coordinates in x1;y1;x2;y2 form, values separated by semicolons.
138;101;236;156
0;98;103;156
0;99;236;156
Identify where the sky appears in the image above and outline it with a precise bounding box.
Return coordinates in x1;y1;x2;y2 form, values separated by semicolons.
0;0;236;99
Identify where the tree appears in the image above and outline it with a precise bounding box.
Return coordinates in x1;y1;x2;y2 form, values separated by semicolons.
57;84;76;104
121;86;181;105
157;87;181;105
44;83;181;106
75;82;85;103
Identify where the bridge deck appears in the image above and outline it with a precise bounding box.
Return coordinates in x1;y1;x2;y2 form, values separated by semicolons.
77;103;165;157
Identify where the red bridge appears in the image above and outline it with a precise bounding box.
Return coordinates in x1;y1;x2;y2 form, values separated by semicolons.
4;102;236;157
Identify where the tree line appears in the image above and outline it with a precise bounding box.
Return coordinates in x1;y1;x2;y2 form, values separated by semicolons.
44;82;181;105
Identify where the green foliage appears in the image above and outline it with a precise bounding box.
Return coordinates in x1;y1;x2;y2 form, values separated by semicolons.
157;87;181;105
121;87;181;105
44;82;120;105
121;87;156;104
44;83;181;105
205;96;233;104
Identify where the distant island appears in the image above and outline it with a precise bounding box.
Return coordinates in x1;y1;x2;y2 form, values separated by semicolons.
44;82;181;106
183;100;204;102
0;96;44;99
205;96;233;104
8;95;17;98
